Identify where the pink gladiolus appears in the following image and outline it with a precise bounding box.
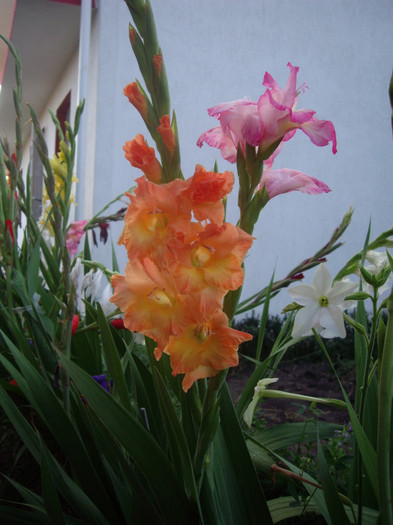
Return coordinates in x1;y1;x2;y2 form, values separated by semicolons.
197;63;337;163
66;220;87;258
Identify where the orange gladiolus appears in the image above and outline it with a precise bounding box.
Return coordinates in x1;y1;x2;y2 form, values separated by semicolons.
123;134;162;183
183;165;235;224
118;176;192;266
163;310;252;392
174;222;253;294
110;257;191;353
157;115;176;153
124;82;148;120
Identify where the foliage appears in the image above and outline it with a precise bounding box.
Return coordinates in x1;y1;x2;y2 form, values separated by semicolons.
0;3;392;525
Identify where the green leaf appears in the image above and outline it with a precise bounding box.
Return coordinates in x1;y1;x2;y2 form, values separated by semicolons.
317;439;350;525
111;239;120;273
345;291;371;301
153;371;199;505
96;303;133;412
27;237;41;298
0;506;52;525
267;496;379;525
236;336;304;419
218;383;273;525
39;436;66;525
248;438;331;524
0;386;110;523
1;477;51;523
83;230;91;261
377;315;386;360
0;346;120;523
253;421;341;451
60;355;199;524
268;496;321;523
85;406;164;525
255;271;274;364
354;300;368;411
343;390;378;499
128;351;163;440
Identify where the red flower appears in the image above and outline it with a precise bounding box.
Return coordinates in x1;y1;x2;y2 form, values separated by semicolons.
5;220;14;244
110;318;125;329
71;314;80;336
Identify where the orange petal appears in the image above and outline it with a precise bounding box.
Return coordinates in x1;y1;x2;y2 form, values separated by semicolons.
117;177;192;266
157;114;176;153
182;165;235;224
123;83;148;120
123;135;162;183
163;310;252;392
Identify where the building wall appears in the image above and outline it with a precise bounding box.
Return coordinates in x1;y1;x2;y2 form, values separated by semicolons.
83;0;393;314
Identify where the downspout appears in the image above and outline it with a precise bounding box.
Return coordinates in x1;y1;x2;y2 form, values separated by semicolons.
75;0;93;221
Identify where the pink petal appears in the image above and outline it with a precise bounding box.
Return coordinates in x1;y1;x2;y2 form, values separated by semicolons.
197;127;237;163
257;168;330;198
66;220;87;258
207;98;254;118
262;71;282;94
241;112;263;146
282;62;299;105
289;108;316;124
300;117;337;154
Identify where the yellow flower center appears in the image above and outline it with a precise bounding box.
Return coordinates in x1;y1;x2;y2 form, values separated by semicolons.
319;295;329;307
191;245;213;268
145;209;168;233
194;324;212;341
148;288;173;308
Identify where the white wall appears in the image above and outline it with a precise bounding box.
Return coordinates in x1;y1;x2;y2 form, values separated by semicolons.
83;0;393;315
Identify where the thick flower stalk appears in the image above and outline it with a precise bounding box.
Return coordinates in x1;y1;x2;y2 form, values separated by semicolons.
111;168;253;391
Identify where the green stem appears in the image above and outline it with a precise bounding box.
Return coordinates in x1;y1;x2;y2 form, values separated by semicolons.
377;286;393;525
356;290;378;524
193;369;227;481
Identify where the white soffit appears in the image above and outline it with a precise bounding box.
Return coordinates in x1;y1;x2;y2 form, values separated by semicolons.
0;0;17;87
0;0;81;145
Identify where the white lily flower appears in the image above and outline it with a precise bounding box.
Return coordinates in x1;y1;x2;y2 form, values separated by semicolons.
243;378;279;428
365;249;389;270
361;250;392;297
82;268;103;302
70;258;82;295
100;282;117;316
288;263;357;339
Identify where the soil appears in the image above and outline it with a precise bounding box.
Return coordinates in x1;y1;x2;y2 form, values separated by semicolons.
227;357;355;426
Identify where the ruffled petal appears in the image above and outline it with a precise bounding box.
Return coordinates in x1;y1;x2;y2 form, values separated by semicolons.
258;168;330;198
300;117;337;154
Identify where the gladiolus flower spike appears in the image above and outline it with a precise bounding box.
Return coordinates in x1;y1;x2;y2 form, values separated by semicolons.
111;168;254;391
